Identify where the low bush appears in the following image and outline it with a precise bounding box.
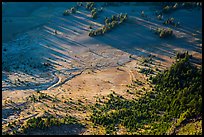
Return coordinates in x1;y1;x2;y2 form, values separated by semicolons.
157;14;163;20
163;17;180;27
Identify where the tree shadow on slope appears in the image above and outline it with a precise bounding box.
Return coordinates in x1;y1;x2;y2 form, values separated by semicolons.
92;15;202;64
2;14;90;91
25;124;86;135
2;108;16;120
2;102;28;123
2;6;202;92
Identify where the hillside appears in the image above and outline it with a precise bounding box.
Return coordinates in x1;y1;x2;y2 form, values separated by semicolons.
90;54;202;135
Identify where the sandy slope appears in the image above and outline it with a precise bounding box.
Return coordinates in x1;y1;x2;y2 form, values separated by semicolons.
2;2;202;135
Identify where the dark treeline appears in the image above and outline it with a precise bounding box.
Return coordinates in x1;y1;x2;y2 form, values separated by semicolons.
90;54;202;135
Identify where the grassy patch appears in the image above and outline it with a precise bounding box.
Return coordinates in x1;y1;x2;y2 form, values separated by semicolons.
177;120;202;135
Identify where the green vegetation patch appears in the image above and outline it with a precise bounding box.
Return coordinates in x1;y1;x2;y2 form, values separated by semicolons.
25;115;78;129
89;13;128;37
163;17;180;27
26;92;53;103
161;2;202;14
90;54;202;135
63;7;77;16
22;114;81;134
155;27;173;38
177;120;202;135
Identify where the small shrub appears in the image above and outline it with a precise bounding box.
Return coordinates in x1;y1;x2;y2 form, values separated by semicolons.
70;7;76;14
157;15;163;20
92;11;97;19
63;10;70;16
105;17;110;25
172;3;178;9
141;11;145;17
163;5;170;13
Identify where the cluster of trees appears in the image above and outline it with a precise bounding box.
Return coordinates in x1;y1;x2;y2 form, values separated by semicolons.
133;79;143;86
84;2;103;19
155;2;201;30
26;92;54;103
139;68;154;76
91;7;103;19
89;13;128;37
155;27;173;38
4;114;80;135
91;8;98;19
63;7;77;16
90;54;202;135
162;2;202;13
63;2;102;19
176;51;192;60
23;115;79;133
104;13;128;25
85;2;95;10
181;2;202;8
163;17;180;27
